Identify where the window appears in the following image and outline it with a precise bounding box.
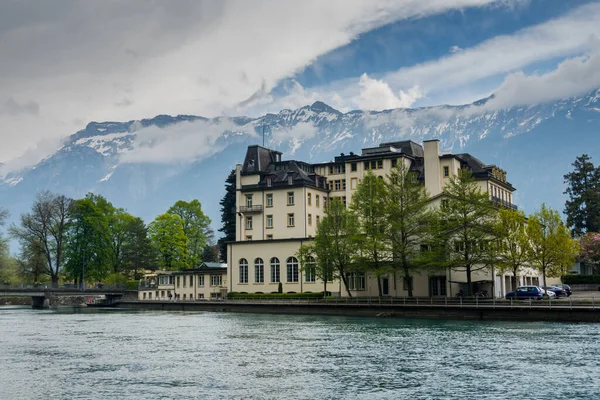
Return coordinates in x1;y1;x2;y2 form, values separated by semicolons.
246;235;252;241
197;293;204;299
287;213;295;227
377;160;383;169
239;259;249;283
316;215;320;226
246;216;253;230
177;276;181;288
255;258;264;283
288;176;293;185
305;256;316;282
392;159;397;168
143;292;147;300
329;165;334;174
342;179;346;190
347;272;365;290
371;160;377;170
323;197;327;209
351;163;357;172
308;214;312;226
316;195;320;207
246;195;253;207
198;275;205;287
148;292;152;299
266;215;273;228
267;177;272;187
286;257;299;282
334;180;341;191
351;177;358;190
443;166;449;177
266;194;273;207
266;234;273;240
211;275;222;286
364;161;370;170
270;257;280;283
307;193;312;206
454;241;465;252
342;196;347;207
184;276;189;287
287;191;294;205
441;199;449;209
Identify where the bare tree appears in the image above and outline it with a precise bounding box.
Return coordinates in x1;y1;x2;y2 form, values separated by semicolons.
10;191;72;288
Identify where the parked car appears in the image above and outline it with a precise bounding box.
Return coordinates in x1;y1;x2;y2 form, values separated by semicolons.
505;286;544;300
538;287;557;298
543;286;567;298
551;284;572;296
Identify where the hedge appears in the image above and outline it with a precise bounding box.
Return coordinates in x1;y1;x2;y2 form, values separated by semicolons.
227;292;324;299
562;274;600;284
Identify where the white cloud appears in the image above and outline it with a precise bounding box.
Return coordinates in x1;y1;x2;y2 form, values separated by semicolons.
449;45;463;53
358;73;423;110
119;119;256;164
0;0;508;166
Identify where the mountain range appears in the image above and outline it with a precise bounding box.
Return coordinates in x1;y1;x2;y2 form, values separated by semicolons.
2;89;600;243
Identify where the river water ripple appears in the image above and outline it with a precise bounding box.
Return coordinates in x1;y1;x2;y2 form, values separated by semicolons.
0;307;599;399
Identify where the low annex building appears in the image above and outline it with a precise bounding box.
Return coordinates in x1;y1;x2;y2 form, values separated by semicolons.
138;262;227;301
226;139;546;298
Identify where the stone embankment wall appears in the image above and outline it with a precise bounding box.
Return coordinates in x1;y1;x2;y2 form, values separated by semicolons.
0;296;89;307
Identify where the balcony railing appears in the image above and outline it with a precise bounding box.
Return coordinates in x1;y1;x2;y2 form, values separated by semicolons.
238;205;263;213
491;196;518;210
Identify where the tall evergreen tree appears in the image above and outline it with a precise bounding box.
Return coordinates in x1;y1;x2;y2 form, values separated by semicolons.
384;163;432;297
218;170;237;263
431;169;497;296
350;172;390;297
564;154;600;236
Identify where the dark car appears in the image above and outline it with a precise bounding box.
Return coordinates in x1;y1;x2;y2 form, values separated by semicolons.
551;284;572;296
505;286;544;300
543;286;567;298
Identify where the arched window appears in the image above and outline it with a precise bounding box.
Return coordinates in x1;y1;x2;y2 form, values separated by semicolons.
239;258;248;284
305;256;316;282
254;258;264;283
270;257;280;283
287;257;299;283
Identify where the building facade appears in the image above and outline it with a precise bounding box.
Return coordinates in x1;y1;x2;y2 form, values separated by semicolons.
227;140;551;298
138;263;228;301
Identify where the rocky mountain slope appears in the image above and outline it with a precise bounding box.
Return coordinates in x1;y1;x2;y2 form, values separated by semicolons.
1;90;599;236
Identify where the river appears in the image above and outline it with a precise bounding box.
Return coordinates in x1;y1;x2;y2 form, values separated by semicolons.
0;306;599;399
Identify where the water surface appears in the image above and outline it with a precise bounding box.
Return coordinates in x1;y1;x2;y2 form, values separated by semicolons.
0;306;598;399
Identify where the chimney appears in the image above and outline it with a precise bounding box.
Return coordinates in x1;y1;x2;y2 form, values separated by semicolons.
423;139;441;196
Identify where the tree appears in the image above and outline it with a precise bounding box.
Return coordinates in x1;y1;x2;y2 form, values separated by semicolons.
64;197;112;286
201;243;219;263
167;199;211;267
579;232;600;273
493;208;531;292
314;198;357;297
148;213;188;270
10;191;71;287
350;172;391;297
527;204;580;290
384;163;432;297
0;208;13;284
297;243;336;296
122;217;157;279
431;169;498;296
16;240;48;284
564;154;600;236
218;170;236;263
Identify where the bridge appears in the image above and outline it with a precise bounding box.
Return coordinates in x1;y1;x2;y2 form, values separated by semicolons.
0;288;127;308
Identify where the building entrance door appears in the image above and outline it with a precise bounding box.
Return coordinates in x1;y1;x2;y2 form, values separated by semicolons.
381;277;389;296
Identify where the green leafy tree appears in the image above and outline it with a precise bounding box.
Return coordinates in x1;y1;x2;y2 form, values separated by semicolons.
431;169;498;296
122;217;158;278
527;204;580;289
0;208;13;284
297;243;336;296
314;198;357;297
16;240;48;284
350;172;391;297
167;199;211;267
494;208;531;292
385;163;432;297
10;191;71;287
148;213;188;270
64;197;112;286
564;154;600;236
218;170;237;263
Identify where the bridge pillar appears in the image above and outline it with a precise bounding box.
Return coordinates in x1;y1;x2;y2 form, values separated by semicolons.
31;296;49;309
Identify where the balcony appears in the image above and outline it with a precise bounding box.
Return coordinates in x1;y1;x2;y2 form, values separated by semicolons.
491;196;518;210
238;205;263;213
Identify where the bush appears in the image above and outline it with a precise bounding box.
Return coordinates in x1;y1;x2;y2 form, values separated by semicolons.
227;292;323;299
562;274;600;284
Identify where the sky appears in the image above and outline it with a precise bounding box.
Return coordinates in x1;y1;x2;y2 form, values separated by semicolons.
1;0;600;170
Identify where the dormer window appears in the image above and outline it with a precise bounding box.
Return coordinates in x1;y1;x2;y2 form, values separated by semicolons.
267;177;272;187
288;176;293;185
